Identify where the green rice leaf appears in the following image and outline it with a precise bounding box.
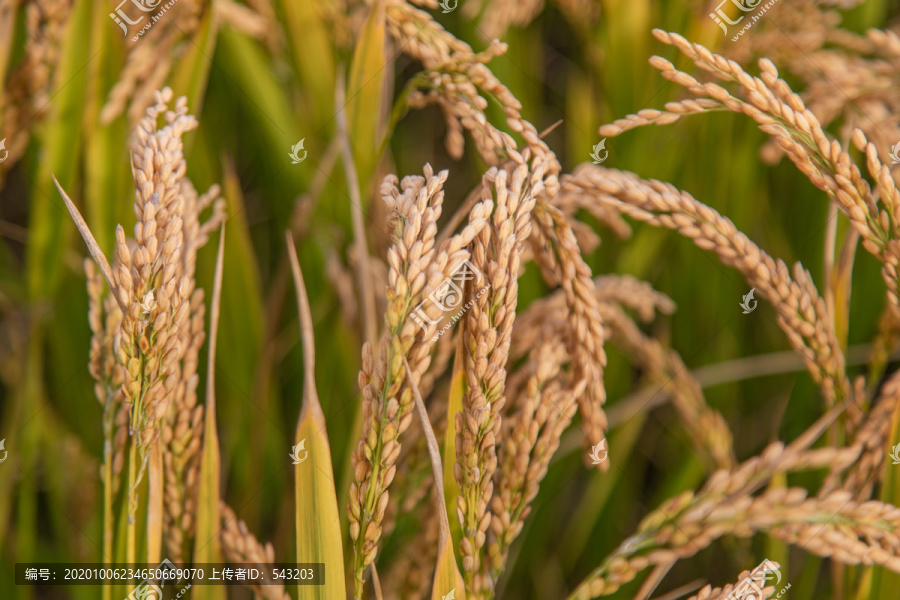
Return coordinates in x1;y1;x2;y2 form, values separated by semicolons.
286;233;347;600
402;355;466;600
27;0;92;300
192;226;226;600
282;0;335;127
346;0;387;198
442;333;465;550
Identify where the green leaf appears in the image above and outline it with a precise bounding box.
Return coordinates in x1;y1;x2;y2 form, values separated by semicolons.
27;0;93;300
287;234;347;600
207;158;267;526
192;227;226;600
432;536;466;600
282;0;335;128
215;29;308;225
402;355;465;600
83;0;127;254
216;30;302;157
168;2;218;152
442;334;466;550
346;0;388;197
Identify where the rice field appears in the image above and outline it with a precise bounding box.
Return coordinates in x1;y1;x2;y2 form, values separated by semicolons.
2;1;900;599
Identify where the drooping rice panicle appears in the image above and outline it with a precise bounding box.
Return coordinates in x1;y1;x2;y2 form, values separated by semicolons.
597;302;735;469
511;274;675;358
510;279;731;470
602;29;900;280
568;456;889;599
684;562;779;600
385;0;562;175
867;304;900;392
840;369;900;497
529;197;609;466
469;0;544;40
562;164;851;407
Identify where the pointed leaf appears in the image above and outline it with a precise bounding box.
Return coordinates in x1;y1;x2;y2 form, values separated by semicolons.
432;535;466;600
287;233;347;600
442;334;466;549
401;355;465;600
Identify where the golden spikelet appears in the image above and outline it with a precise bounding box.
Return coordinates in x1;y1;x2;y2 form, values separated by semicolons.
455;164;536;593
349;164;490;596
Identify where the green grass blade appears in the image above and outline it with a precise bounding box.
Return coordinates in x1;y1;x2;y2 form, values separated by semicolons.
287;233;348;600
442;333;466;550
83;0;126;254
281;0;335;128
26;0;92;300
192;226;226;600
403;355;466;600
168;2;218;150
346;0;387;196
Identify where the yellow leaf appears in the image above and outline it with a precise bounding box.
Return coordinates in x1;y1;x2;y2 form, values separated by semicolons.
287;233;348;600
402;355;466;600
442;333;466;549
192;226;226;600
